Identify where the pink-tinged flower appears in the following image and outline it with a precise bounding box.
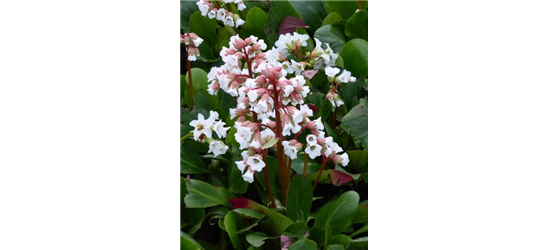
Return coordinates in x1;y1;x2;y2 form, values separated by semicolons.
306;134;317;145
333;153;349;166
246;154;265;172
307;117;324;131
282;139;302;160
235;160;247;173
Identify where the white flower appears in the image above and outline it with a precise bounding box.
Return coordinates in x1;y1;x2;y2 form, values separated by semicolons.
237;2;246;11
208;140;228;156
312;117;324;131
337;70;353;83
305;144;322;159
236;160;247;173
340;153;349;166
189;113;213;141
282;84;294;97
253;98;270;114
188;54;197;61
306;134;317;145
325;67;341;78
193;37;204;47
216;8;227;21
224;15;235;27
242;169;255;183
207;9;217;19
246;155;265;172
248;89;260;102
197;1;210;16
282;141;299;159
235;18;245;27
249;139;261;149
282;122;294;136
212;121;230;138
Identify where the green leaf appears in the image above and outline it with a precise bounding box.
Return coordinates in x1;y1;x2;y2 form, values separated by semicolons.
314;21;347;53
345;10;368;41
228;162;248;194
291;153;321;175
341;78;366;110
240;7;268;41
353;204;368;224
289;239;317;250
314;191;360;234
261;138;278;149
322;12;343;26
266;1;302;46
330;234;352;248
283;221;307;238
260;205;293;235
184;179;228;208
225;211;247;250
326;1;359;20
348;237;368;250
180;143;208;174
286;175;313;222
290;1;327;32
192;90;211;110
233;208;265;220
189;12;218;49
340;103;368;149
326;244;345;250
340;39;368;78
246;232;269;247
180;1;199;32
181;231;204;250
346;150;367;173
308;227;325;247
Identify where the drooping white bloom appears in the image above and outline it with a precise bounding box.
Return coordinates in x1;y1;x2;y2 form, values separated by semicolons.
340;153;349;166
325;67;341;78
193;37;204;47
207;9;217;19
282;141;299;159
189;113;213;141
242;169;255;183
208;140;228;156
236;160;247;173
235;18;245;27
246;155;266;172
212;120;230;138
305;144;322;159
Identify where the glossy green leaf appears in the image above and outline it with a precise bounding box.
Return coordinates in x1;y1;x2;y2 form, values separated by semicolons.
314;21;347;53
189;12;218;49
225;211;247;250
246;232;268;247
180;1;199;32
290;1;327;32
180;143;207;174
353;204;368;224
283;221;307;238
345;10;368;41
340;39;368;78
291;152;321;175
322;12;343;26
330;234;352;248
184;179;228;208
326;244;345;250
260;205;293;235
346;150;367;173
314;191;360;234
181;231;204;250
228;162;248;194
289;239;317;250
240;7;268;41
340;103;368;149
348;237;368;249
286;175;313;222
233;208;265;219
266;1;302;46
308;227;325;246
326;1;359;20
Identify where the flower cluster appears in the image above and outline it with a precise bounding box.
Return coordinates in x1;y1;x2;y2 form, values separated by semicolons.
197;0;246;28
189;111;230;157
324;66;357;109
207;35;267;97
181;33;203;61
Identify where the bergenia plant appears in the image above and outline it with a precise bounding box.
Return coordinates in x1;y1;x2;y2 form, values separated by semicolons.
181;1;368;249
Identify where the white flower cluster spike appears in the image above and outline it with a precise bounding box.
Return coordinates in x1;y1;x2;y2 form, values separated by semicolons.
196;0;246;28
189;111;230;157
181;33;204;61
324;66;357;110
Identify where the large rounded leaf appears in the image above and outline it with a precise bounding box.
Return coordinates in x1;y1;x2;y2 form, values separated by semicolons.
180;1;198;32
184;179;228;208
314;191;360;234
340;103;368;149
322;12;343;26
289;239;317;250
314;21;347;53
326;1;359;20
180;143;207;174
340;38;368;77
189;12;218;49
224;211;247;250
290;1;328;32
345;10;368;41
286;175;313;222
240;7;268;41
181;231;204;250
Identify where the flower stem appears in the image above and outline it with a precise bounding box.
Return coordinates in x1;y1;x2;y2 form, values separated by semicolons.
263;150;276;208
312;158;328;191
272;78;290;206
186;55;194;109
180;132;193;143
